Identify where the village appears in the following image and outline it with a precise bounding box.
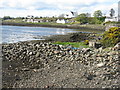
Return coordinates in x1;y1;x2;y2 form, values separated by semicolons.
21;1;120;24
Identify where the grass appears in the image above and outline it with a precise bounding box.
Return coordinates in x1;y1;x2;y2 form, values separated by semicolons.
53;41;89;48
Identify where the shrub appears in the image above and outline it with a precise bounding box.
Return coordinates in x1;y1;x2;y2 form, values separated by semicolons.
100;27;120;47
84;40;89;45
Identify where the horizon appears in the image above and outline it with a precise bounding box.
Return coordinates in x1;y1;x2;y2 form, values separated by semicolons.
0;0;119;18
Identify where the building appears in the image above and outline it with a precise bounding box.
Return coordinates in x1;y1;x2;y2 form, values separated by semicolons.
56;19;67;24
70;11;78;17
105;17;118;22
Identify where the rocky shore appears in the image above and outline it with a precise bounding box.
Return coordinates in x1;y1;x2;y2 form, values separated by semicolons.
2;40;120;88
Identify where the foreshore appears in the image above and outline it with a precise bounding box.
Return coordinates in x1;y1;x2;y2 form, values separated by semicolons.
2;32;120;88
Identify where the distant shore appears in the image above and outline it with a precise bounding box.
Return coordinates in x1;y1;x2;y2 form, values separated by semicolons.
2;21;105;31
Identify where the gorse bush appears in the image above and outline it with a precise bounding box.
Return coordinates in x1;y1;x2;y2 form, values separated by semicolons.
84;40;89;45
100;27;120;47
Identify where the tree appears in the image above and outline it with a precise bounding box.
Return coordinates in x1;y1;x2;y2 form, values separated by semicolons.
93;10;102;17
3;16;12;20
75;13;88;24
110;8;115;17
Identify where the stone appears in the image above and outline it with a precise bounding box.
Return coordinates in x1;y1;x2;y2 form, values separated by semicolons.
89;41;101;48
97;62;105;67
54;50;59;54
89;41;96;48
36;52;40;57
113;42;120;50
82;48;91;53
29;52;33;55
69;51;73;55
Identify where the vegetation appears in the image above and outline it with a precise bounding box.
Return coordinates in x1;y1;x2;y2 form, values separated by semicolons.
2;16;13;20
84;40;89;45
53;41;89;48
75;13;88;24
75;10;105;24
93;10;102;17
100;27;120;47
110;8;115;17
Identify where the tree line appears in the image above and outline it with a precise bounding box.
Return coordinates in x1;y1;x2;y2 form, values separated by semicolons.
2;8;116;24
75;9;115;24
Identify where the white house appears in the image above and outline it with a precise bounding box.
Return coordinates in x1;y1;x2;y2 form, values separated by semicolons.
105;17;118;22
27;15;34;19
64;11;78;18
27;19;34;23
33;19;44;23
56;19;67;24
24;18;44;23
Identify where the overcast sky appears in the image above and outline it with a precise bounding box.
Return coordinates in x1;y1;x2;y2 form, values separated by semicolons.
0;0;119;17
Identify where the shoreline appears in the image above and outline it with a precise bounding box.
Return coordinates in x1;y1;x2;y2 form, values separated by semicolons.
2;22;120;88
2;21;105;31
2;39;120;88
1;32;96;45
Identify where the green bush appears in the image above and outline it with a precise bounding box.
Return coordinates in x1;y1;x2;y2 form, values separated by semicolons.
100;27;120;47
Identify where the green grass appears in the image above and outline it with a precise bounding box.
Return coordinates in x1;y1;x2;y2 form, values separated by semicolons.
53;41;89;48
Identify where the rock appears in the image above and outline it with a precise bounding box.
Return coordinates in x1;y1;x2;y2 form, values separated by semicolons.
2;41;120;88
36;44;40;47
29;52;33;55
113;42;120;50
97;62;105;67
82;48;91;53
89;41;101;48
69;51;73;55
89;41;96;48
36;52;40;57
54;50;59;54
22;68;30;71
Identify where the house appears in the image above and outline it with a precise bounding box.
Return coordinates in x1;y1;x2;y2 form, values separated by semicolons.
56;19;67;24
64;11;78;18
23;17;45;23
27;15;34;19
33;19;44;23
105;17;118;22
27;19;34;23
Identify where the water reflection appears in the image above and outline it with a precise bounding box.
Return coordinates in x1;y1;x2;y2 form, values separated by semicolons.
2;25;77;43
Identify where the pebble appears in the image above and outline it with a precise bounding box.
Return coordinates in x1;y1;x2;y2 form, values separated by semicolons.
2;41;120;88
97;63;105;67
35;52;40;57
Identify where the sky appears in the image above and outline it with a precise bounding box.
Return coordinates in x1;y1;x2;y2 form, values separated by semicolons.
0;0;119;17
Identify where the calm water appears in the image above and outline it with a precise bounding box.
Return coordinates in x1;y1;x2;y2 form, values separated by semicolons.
1;25;78;43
